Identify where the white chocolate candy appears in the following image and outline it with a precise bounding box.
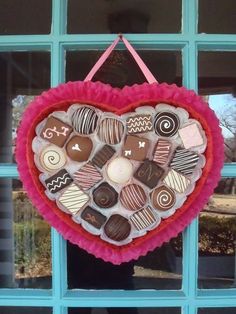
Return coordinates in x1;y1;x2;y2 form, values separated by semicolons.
40;145;66;172
106;157;133;184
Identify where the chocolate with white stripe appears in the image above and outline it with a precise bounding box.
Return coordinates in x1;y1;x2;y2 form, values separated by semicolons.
45;169;73;193
130;206;157;231
92;145;115;168
170;147;199;175
163;169;190;194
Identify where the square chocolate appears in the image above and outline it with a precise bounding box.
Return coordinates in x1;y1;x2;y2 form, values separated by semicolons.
126;114;153;134
40;116;73;147
73;162;102;190
134;160;164;189
81;206;107;229
45;169;73;193
122;135;149;161
92;144;115;168
170;147;199;176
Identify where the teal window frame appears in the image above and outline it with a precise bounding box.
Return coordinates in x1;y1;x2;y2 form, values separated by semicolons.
0;0;236;313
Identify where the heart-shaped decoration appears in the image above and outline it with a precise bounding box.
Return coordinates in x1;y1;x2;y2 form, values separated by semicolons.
16;81;224;264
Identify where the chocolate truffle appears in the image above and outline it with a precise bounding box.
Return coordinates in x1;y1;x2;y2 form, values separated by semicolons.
130;206;157;231
122;135;149;161
40;116;73;147
170;147;199;176
153;139;172;165
66;135;93;162
81;206;107;229
106;157;133;184
93;182;118;208
58;183;89;214
39;145;66;172
151;186;176;211
71;106;98;134
92;144;115;169
98;118;124;145
73;162;102;190
120;184;147;211
45;169;73;194
154;111;180;137
134;160;164;189
126;114;153;134
163;169;190;194
179;123;204;149
104;214;131;242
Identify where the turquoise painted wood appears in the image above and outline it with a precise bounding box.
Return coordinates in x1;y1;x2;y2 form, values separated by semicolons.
0;0;236;313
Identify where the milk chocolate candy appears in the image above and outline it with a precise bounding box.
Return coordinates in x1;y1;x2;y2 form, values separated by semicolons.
66;135;93;162
98;118;124;145
126;114;153;134
81;206;107;229
134;160;164;189
40;116;72;147
122;135;149;161
151;185;176;211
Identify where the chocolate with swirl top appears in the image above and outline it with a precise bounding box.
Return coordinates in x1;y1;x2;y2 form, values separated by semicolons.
93;182;118;208
151;185;176;211
98;118;124;145
71;106;98;135
40;116;73;147
39;145;66;172
154;111;180;137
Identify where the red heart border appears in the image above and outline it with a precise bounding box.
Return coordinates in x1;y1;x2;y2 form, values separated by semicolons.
16;81;224;264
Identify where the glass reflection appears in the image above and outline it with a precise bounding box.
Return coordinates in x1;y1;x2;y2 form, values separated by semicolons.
66;50;182;88
67;0;182;34
0;307;52;314
198;52;236;163
198;178;236;289
67;235;182;290
198;308;236;314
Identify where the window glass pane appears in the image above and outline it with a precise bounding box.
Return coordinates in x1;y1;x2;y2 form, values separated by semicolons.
198;52;236;163
198;309;236;314
67;0;182;34
0;0;52;35
0;51;50;162
0;179;52;289
198;178;236;289
68;307;181;314
66;50;182;88
198;0;236;34
67;235;182;290
0;307;52;314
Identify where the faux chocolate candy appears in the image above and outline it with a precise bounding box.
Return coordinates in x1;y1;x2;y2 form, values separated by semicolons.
104;214;131;242
93;182;118;208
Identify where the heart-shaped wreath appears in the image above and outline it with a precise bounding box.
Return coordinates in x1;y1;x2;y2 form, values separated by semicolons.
16;36;224;264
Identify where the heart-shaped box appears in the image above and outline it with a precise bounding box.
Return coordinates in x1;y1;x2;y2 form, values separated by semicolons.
16;79;224;264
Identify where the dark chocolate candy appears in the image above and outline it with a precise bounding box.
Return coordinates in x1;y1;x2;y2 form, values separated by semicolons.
40;116;73;147
81;206;107;229
170;147;199;176
71;106;98;134
154;111;180;137
45;169;73;193
104;214;131;242
92;144;115;168
66;135;93;162
134;160;164;189
122;135;149;161
93;182;118;208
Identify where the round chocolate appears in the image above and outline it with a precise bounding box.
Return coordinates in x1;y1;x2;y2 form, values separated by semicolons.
93;182;118;208
154;111;180;137
98;118;124;145
106;157;133;184
120;184;147;211
66;135;93;162
71;106;98;134
104;214;131;242
151;185;176;211
39;145;66;172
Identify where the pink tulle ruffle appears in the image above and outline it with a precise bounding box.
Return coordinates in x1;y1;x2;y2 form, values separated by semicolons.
16;81;224;264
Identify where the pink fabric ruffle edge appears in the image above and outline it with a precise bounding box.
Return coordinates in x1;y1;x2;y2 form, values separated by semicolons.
16;80;224;265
